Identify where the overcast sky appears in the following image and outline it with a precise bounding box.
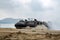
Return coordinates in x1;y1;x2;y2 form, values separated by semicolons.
0;0;60;30
0;0;60;20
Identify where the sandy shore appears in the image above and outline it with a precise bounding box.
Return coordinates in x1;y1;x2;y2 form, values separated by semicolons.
0;28;60;40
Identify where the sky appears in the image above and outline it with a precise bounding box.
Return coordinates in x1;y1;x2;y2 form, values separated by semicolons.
0;0;60;30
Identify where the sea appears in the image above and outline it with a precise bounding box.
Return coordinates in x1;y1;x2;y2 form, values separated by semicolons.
0;24;15;28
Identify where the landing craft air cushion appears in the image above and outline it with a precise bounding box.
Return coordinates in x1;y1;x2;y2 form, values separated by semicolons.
15;19;49;29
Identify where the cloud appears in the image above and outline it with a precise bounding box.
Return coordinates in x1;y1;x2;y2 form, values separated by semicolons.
0;0;59;19
30;0;43;11
0;0;60;20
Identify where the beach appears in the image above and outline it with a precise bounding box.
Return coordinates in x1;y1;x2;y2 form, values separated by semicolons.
0;27;60;40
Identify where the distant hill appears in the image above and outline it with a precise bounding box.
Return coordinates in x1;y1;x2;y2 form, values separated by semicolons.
0;18;20;24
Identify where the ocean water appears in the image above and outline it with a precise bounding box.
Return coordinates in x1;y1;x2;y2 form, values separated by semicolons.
0;24;15;28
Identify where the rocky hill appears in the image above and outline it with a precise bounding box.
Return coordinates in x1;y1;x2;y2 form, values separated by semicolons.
0;18;19;24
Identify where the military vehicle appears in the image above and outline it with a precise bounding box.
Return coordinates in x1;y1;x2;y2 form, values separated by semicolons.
15;19;49;29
